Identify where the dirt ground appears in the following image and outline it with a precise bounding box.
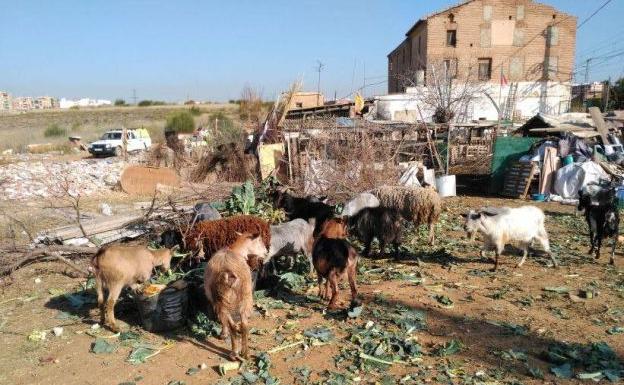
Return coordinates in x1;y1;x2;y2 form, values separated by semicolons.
1;195;623;385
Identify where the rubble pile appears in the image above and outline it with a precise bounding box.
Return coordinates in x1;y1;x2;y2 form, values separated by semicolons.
0;157;127;200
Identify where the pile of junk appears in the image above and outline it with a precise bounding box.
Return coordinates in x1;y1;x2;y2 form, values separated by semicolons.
515;109;624;206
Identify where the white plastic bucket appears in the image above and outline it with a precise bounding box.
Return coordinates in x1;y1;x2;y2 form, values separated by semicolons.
436;175;456;197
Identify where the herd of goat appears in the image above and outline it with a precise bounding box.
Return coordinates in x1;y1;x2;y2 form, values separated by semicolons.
90;181;621;360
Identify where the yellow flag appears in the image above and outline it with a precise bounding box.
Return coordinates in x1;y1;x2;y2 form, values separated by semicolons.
354;93;364;113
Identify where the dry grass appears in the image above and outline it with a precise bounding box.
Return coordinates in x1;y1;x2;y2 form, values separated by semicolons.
0;104;239;152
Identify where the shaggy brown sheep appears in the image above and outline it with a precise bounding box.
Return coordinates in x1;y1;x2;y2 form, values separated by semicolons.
371;185;442;245
185;215;271;259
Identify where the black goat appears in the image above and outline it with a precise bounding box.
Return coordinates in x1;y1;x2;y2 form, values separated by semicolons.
272;189;335;235
578;183;620;265
347;207;403;258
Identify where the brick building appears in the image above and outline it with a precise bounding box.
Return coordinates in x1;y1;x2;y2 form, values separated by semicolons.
388;0;577;93
12;97;33;111
33;96;59;109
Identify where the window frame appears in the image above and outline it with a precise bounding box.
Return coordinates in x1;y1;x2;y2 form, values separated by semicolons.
478;58;492;81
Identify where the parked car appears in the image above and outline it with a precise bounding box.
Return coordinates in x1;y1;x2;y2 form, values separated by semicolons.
88;129;152;157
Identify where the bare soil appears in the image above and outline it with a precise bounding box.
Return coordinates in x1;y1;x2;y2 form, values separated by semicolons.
1;196;623;385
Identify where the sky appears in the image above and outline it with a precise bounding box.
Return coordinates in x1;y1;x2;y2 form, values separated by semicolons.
1;0;623;102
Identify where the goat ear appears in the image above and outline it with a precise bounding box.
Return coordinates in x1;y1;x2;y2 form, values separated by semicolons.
250;232;261;240
481;211;497;217
469;212;481;220
460;213;468;218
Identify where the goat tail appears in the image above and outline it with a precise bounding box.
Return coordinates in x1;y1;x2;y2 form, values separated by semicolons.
89;248;106;273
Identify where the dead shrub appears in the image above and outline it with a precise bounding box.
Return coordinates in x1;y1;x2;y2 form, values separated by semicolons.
190;142;258;183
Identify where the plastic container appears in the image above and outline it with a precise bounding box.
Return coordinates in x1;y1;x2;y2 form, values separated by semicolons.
563;155;574;166
135;279;189;332
435;175;456;197
616;187;624;209
532;193;546;202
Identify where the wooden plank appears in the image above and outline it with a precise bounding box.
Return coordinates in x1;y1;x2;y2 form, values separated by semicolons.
589;106;609;144
120;166;180;195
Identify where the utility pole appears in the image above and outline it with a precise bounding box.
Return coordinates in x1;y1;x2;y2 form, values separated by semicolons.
604;77;611;112
132;89;137;105
315;60;325;106
362;61;366;97
582;59;591;109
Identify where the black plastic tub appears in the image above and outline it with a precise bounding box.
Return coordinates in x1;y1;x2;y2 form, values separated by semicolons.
135;280;189;332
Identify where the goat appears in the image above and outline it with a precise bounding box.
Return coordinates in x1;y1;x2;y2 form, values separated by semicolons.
312;220;359;309
271;189;335;236
91;245;176;332
347;206;403;258
371;185;441;245
266;218;316;274
578;183;620;265
341;192;380;217
461;206;557;271
204;232;268;360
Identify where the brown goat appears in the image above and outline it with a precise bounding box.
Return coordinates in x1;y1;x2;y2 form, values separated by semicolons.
204;232;268;361
91;245;175;332
319;217;349;239
312;221;359;309
185;215;271;259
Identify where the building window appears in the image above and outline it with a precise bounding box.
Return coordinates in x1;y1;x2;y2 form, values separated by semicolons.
547;26;559;46
295;102;303;108
443;59;458;78
546;56;558;79
510;56;523;80
448;13;455;23
478;58;492;81
517;5;525;20
446;30;457;47
483;5;492;21
480;28;491;47
513;28;525;46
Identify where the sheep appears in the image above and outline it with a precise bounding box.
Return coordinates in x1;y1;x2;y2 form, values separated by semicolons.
312;219;359;310
193;202;222;222
271;189;335;236
578;184;620;264
204;232;268;360
266;218;316;274
461;206;558;271
341;192;380;217
91;245;176;332
371;185;441;245
185;215;271;260
347;206;403;258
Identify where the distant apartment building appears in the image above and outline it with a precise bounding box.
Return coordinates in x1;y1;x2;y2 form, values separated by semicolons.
33;96;59;109
0;92;11;112
387;0;577;93
12;96;34;111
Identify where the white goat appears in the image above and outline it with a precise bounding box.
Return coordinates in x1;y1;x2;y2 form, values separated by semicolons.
342;192;380;217
266;218;315;274
462;206;558;271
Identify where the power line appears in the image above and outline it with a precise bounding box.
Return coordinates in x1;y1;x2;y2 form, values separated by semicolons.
577;0;613;29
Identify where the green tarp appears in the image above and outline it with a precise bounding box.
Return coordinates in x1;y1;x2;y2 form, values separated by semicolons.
490;137;539;193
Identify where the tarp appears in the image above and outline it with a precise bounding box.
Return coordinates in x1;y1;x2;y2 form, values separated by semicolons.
553;161;608;199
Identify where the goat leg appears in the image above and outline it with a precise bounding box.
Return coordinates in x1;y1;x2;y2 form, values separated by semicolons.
610;237;617;265
516;247;528;268
327;272;340;310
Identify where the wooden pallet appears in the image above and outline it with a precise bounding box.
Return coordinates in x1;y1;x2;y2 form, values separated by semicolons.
502;162;538;199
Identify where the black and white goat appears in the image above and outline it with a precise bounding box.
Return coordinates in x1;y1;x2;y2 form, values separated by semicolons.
578;181;620;265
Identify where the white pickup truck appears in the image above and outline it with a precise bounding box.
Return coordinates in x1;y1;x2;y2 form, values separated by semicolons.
88;129;152;157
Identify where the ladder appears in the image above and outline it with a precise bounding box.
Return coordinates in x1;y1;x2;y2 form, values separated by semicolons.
503;83;518;121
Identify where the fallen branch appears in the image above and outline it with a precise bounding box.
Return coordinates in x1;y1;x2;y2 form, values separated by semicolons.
267;340;305;354
0;245;97;277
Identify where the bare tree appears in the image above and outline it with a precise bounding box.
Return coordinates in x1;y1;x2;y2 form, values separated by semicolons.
396;60;489;123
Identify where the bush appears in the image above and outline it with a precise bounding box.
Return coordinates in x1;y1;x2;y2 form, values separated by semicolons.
164;111;195;133
114;99;127;106
208;111;243;146
189;106;202;116
44;124;67;137
138;100;166;107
